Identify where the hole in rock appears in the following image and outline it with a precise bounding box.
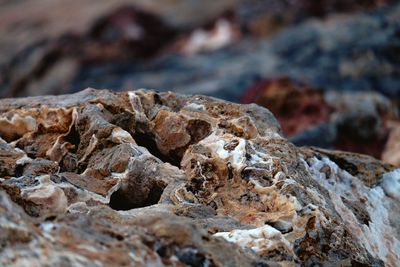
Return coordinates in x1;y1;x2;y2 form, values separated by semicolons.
109;184;164;211
176;248;207;267
155;243;170;258
134;132;181;167
104;230;124;241
64;125;80;152
14;164;25;177
45;215;57;221
186;119;211;144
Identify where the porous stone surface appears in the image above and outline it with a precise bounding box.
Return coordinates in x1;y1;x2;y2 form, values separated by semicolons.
0;88;399;266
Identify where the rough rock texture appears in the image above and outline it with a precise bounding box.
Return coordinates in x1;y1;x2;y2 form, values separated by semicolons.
0;89;399;266
1;1;399;162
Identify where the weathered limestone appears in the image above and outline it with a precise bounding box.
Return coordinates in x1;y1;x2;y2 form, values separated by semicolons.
0;88;398;266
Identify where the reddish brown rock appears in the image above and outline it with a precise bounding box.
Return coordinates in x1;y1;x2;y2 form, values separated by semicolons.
240;77;330;136
241;78;400;163
0;88;399;266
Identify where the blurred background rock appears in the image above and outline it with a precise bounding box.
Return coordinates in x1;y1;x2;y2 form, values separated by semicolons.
0;0;399;165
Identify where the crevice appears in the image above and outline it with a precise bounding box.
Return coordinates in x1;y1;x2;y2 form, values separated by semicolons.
101;103;136;134
59;124;81;172
146;185;164;206
45;215;57;221
14;164;25;177
109;184;164;211
186;119;211;144
267;221;293;234
64;124;80;152
175;247;208;267
134;132;181;167
341;196;370;226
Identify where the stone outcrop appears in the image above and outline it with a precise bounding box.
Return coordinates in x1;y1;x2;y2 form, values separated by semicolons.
0;89;399;266
1;1;399;163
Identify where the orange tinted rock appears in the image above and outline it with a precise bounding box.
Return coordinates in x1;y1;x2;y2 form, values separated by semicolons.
0;89;398;266
152;110;191;155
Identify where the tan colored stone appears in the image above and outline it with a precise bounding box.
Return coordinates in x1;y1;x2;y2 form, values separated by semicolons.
0;89;398;266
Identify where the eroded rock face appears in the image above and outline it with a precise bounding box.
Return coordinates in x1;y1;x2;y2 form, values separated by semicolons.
0;89;399;266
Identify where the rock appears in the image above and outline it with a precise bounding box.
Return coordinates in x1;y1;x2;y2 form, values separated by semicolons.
1;1;399;103
238;0;391;37
174;11;241;55
241;78;400;162
240;77;330;136
0;88;399;266
0;5;177;98
325;91;396;159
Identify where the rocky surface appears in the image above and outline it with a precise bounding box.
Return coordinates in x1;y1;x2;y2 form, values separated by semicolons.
0;0;399;163
0;89;399;266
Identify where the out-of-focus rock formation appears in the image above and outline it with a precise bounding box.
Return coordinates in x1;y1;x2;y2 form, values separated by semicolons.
0;89;399;266
240;78;331;137
241;77;400;163
0;0;398;99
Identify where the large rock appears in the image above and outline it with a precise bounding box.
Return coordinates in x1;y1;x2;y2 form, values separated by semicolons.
0;89;399;266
